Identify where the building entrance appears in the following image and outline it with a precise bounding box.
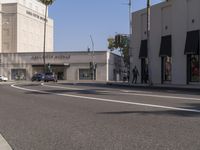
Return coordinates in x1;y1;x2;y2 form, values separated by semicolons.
141;58;148;84
32;64;67;80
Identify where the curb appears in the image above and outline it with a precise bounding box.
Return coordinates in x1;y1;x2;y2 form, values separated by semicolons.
106;82;200;91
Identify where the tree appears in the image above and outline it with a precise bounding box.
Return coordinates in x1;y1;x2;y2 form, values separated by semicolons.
39;0;55;73
107;35;130;69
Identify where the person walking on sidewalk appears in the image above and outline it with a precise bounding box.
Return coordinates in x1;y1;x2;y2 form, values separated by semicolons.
132;66;139;84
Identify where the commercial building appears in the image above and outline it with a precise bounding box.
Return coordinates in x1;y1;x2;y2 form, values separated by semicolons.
0;51;123;81
130;0;200;85
0;0;53;53
0;0;123;81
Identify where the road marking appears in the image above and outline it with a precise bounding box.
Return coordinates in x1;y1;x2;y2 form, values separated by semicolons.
0;134;12;150
11;84;200;113
120;90;153;94
43;84;200;102
41;83;83;90
118;92;200;101
42;84;153;94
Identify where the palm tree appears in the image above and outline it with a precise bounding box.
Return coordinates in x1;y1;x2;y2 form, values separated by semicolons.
39;0;55;73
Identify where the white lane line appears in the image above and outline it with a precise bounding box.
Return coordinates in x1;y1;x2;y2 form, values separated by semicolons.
120;90;153;94
41;83;83;90
0;134;12;150
43;84;200;102
118;92;200;101
11;84;200;113
42;84;152;94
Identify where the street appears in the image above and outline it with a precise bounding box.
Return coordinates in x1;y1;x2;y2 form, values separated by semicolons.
0;82;200;150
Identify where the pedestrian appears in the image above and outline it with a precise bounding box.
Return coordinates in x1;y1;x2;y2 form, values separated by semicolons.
144;67;148;84
132;66;139;84
127;70;130;83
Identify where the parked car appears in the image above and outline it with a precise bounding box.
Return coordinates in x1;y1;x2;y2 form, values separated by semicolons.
31;73;45;82
0;75;8;82
44;72;57;82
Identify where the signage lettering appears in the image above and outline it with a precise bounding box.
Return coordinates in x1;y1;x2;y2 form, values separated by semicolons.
26;10;45;21
31;55;71;60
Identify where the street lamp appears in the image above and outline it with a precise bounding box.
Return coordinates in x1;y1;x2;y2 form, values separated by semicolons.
128;0;132;82
147;0;152;85
90;35;95;80
128;0;132;37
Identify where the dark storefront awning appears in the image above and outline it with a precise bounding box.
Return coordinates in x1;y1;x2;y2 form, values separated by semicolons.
159;35;172;57
139;40;147;58
185;30;200;55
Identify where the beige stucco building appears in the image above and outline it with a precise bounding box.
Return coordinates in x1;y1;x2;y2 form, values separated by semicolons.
0;0;124;82
0;51;123;81
0;0;53;53
130;0;200;85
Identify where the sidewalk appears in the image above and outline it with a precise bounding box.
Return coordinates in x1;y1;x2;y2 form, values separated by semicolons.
106;81;200;91
2;80;200;91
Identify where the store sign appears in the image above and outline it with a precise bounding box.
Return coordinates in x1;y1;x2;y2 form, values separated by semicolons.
26;10;45;21
31;55;71;60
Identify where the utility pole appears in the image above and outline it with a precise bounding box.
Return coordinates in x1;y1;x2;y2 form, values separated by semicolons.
90;35;95;80
128;0;132;82
129;0;132;37
147;0;152;85
43;5;48;74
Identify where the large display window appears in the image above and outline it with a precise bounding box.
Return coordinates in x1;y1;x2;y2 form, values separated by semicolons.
79;69;96;80
11;69;26;80
162;56;172;82
188;55;200;82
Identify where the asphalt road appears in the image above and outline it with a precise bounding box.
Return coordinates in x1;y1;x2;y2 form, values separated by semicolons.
0;82;200;150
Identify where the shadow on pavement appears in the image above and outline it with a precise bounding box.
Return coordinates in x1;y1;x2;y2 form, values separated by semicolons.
97;103;200;117
59;82;200;96
25;89;109;96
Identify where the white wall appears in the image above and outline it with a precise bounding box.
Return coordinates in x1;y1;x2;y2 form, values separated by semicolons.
1;3;53;53
0;52;110;81
131;0;200;85
1;0;46;15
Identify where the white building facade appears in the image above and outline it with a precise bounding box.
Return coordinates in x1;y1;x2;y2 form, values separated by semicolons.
0;0;53;53
0;1;124;82
0;51;123;81
130;0;200;85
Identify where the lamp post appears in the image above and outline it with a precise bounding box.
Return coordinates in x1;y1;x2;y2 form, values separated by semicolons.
147;0;152;85
90;35;95;80
129;0;132;36
128;0;132;83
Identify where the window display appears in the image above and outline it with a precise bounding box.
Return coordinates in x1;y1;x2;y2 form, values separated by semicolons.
79;69;96;80
162;56;172;82
189;55;200;82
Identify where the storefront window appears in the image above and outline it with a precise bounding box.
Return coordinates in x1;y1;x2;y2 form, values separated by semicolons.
79;69;96;80
11;69;26;80
162;57;172;82
188;55;200;82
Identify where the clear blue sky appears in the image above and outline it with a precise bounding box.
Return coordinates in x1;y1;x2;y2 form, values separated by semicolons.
48;0;162;52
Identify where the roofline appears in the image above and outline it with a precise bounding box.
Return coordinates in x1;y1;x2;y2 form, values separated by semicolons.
0;51;110;55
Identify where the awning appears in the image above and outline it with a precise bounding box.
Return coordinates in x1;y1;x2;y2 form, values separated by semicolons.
159;35;172;57
139;40;147;58
185;30;200;55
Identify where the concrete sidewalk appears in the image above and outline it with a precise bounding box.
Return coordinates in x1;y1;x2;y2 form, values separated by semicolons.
2;80;200;91
56;80;200;91
106;81;200;91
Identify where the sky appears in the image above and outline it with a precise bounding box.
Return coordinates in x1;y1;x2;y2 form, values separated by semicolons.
48;0;163;52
